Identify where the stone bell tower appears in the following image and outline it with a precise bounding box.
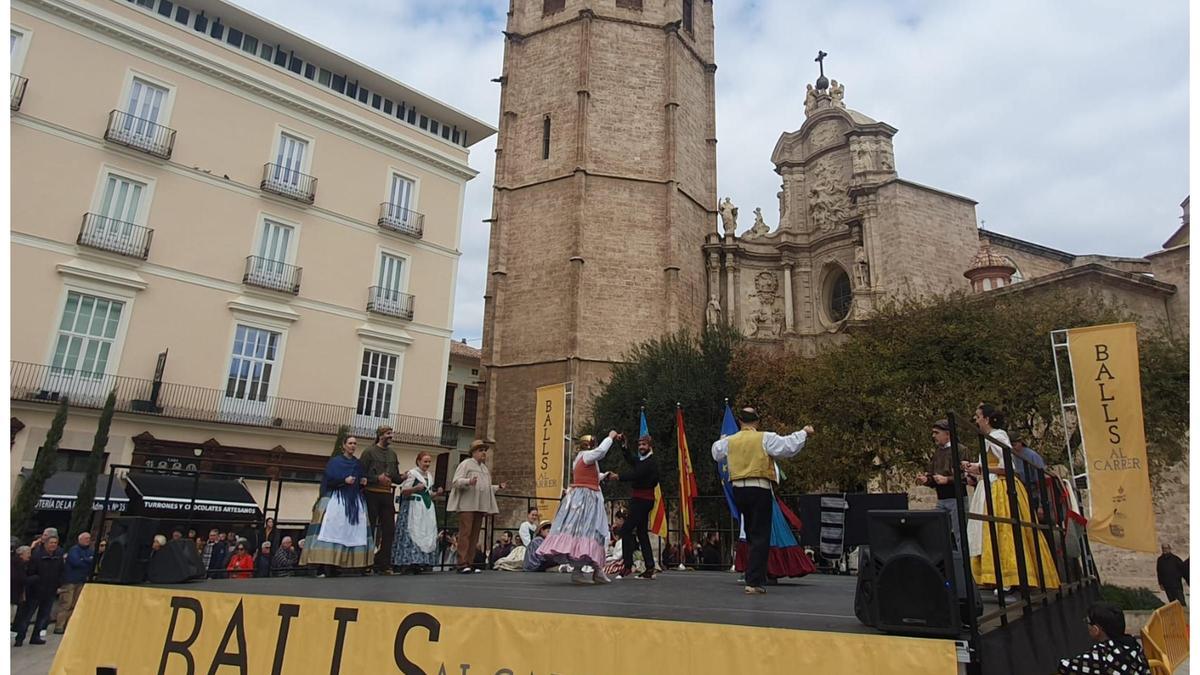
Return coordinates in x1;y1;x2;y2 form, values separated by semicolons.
480;0;717;490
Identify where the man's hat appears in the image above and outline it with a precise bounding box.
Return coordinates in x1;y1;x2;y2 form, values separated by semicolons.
737;407;760;423
469;439;492;453
538;520;552;532
932;419;951;432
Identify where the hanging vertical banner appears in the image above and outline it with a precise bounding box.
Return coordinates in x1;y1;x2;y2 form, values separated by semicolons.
1066;322;1157;553
534;383;568;521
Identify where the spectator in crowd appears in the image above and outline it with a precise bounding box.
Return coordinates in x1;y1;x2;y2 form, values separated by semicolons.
186;529;197;541
518;508;540;547
272;536;299;577
662;542;679;569
240;522;263;555
1010;434;1047;515
523;521;555;572
226;543;254;580
203;529;228;580
55;532;95;634
1058;602;1150;674
151;535;166;554
10;546;32;626
194;536;205;555
30;528;57;557
15;536;63;646
1156;543;1189;607
171;530;183;541
489;532;514;567
700;532;723;571
263;518;281;552
253;542;273;578
437;531;458;570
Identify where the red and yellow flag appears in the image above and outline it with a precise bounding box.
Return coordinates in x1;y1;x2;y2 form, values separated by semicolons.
641;409;668;539
676;406;699;550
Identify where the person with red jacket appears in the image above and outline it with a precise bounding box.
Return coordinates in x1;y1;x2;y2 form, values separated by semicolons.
225;542;254;580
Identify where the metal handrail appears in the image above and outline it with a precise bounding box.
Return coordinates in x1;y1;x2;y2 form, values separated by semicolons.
366;286;415;320
104;109;176;159
10;73;27;111
10;361;451;445
261;163;317;203
377;202;425;238
243;255;302;294
77;213;154;260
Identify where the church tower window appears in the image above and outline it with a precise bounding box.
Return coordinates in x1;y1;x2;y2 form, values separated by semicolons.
543;0;565;16
682;0;694;34
542;115;551;160
616;0;643;9
828;269;853;323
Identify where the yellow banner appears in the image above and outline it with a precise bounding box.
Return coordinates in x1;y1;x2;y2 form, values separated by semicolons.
54;584;958;674
534;383;567;521
1067;322;1158;552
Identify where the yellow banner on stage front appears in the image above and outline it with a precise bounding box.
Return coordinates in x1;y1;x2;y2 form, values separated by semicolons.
53;584;959;674
534;383;567;521
1067;322;1158;553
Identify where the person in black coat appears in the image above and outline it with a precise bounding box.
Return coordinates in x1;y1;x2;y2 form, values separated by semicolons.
10;546;32;632
1157;543;1189;607
252;542;273;578
14;536;64;646
607;433;661;579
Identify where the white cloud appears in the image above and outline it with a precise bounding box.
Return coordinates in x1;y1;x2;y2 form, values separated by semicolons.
235;0;1188;341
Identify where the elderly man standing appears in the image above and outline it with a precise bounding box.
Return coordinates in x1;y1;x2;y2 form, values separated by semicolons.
54;532;94;634
711;407;813;595
271;536;300;577
360;425;403;575
448;440;508;574
916;419;968;551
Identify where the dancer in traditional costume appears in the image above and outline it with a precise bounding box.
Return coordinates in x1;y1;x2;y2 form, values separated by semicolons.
607;433;660;580
711;407;813;594
392;451;444;573
963;403;1060;598
733;463;816;581
537;431;618;585
300;436;373;575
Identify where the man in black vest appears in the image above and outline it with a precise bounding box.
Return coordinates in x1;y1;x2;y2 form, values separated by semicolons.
608;433;660;580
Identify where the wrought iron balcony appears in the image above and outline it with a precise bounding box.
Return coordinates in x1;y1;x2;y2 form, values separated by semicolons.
378;202;425;239
10;361;453;446
243;256;302;294
367;286;414;320
104;110;176;159
10;74;27;111
261;163;317;203
77;213;153;260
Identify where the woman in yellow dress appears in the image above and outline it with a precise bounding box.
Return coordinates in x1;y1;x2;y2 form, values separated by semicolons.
963;404;1060;597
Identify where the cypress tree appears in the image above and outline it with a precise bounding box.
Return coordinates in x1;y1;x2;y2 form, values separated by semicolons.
68;390;117;542
11;397;69;538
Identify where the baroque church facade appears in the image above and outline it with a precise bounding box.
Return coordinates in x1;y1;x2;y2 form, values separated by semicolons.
479;0;1188;496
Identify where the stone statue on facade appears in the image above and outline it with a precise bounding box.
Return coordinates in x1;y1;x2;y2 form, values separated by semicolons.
804;83;819;116
807;161;849;232
854;245;870;288
830;79;845;108
705;295;722;327
744;207;771;238
718;197;738;235
745;271;785;338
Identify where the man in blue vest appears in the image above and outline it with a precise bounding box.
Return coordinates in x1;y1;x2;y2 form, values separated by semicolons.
711;407;813;594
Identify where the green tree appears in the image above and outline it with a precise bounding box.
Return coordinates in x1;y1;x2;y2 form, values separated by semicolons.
68;390;117;542
737;290;1188;492
11;397;69;539
331;424;349;456
588;326;742;530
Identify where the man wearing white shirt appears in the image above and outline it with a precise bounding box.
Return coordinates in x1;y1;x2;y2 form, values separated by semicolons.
711;407;813;595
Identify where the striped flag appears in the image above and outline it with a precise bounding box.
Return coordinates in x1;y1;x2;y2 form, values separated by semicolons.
717;402;740;521
642;409;668;539
676;405;699;551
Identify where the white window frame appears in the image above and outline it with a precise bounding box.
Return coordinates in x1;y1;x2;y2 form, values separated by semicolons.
115;69;177;129
249;211;302;266
11;24;32;74
353;348;402;425
353;334;408;423
41;281;137;405
383;167;421;213
217;318;289;423
268;125;315;176
374;246;412;293
89;164;157;226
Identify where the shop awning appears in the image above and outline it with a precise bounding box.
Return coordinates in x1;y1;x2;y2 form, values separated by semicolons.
22;470;130;513
125;473;261;518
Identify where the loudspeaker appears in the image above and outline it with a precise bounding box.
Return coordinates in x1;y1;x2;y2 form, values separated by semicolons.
147;538;207;584
859;510;960;637
97;516;160;584
853;545;877;627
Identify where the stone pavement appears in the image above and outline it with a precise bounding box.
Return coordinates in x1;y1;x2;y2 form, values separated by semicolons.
10;630;63;675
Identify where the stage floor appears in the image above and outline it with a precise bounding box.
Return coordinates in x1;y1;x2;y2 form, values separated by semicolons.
163;570;888;637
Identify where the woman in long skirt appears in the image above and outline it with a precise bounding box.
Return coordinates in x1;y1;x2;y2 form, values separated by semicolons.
963;404;1060;597
300;436;373;575
392;451;444;573
538;431;617;585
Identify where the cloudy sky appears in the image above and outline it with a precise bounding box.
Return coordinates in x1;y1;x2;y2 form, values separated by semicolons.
237;0;1190;343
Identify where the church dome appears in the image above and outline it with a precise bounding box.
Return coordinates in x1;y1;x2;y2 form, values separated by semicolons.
964;242;1017;293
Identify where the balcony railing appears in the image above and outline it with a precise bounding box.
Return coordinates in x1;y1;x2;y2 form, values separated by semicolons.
11;73;27;111
243;256;302;294
77;213;154;260
104;110;176;159
378;202;425;239
367;286;415;320
11;361;453;446
261;163;317;203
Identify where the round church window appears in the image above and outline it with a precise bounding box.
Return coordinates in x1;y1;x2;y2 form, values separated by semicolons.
828;269;853;322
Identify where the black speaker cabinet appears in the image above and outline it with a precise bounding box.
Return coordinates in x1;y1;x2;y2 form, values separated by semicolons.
860;510;960;637
97;516;161;584
147;537;207;584
853;545;877;627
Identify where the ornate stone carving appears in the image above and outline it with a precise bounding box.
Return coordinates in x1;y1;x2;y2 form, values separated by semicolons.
807;160;849;232
804;84;818;117
778;184;788;220
830;79;845;108
854;245;870;288
853;138;876;173
879;142;895;172
808;119;841;150
705;295;722;327
718;197;738;235
743;207;771;239
745;271;785;338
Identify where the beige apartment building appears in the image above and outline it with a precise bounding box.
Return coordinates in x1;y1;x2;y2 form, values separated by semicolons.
9;0;494;535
